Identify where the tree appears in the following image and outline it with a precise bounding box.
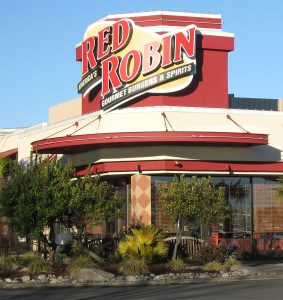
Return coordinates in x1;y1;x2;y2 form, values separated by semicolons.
0;156;124;263
0;156;73;262
159;175;229;261
60;173;124;262
0;157;15;179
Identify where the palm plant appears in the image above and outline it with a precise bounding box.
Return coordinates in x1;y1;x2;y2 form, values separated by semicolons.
117;225;168;262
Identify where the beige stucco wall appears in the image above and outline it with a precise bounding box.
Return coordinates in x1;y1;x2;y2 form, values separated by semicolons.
48;97;82;124
1;106;283;167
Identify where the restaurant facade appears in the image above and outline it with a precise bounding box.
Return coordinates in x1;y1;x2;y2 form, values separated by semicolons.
1;11;283;256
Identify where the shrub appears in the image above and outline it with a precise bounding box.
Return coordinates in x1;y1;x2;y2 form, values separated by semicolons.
21;252;37;265
203;261;223;272
223;258;240;270
196;240;228;263
117;225;168;262
168;257;186;271
70;240;85;257
67;254;95;275
22;252;52;273
54;252;67;265
118;258;149;276
107;252;122;263
0;255;18;270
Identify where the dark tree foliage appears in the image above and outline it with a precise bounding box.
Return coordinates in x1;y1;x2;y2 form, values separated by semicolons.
0;156;124;263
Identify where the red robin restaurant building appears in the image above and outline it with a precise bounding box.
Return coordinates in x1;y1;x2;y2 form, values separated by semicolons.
1;11;283;256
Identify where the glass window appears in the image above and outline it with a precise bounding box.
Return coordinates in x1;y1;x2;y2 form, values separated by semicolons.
253;177;283;255
152;176;175;234
212;177;252;253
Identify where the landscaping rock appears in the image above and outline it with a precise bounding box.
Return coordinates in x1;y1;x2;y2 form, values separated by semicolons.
125;275;138;282
72;268;115;282
141;275;149;281
11;279;19;284
38;274;47;281
116;275;125;281
154;274;166;281
221;272;230;278
4;278;12;283
231;271;242;277
50;278;59;284
21;275;31;283
199;273;212;279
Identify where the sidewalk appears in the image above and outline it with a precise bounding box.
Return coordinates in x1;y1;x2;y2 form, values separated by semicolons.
241;260;283;276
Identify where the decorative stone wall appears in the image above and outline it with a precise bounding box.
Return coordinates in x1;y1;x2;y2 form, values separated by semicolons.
131;174;151;225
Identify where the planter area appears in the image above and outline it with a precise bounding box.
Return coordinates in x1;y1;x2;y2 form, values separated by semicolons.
0;264;257;286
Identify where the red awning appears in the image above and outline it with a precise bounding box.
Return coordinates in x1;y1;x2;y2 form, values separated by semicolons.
0;148;18;158
32;131;268;154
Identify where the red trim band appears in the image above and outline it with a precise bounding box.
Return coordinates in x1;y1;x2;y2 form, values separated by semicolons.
75;160;283;176
0;148;18;158
32;131;268;154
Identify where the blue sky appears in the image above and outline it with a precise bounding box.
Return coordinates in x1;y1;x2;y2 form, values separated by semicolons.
0;0;282;128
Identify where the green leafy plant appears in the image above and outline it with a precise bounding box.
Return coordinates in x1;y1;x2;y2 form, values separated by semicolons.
196;240;228;263
223;258;240;270
118;258;149;276
0;156;124;264
159;176;229;261
107;252;122;263
22;252;52;273
167;257;186;271
203;261;223;272
54;252;68;265
117;224;168;262
0;255;18;270
67;254;95;275
21;252;52;273
70;240;85;257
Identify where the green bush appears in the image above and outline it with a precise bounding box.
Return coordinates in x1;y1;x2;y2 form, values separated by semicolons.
118;258;149;276
223;258;240;270
117;225;168;262
67;254;95;275
167;257;186;271
107;252;122;263
70;240;85;257
0;255;18;270
196;240;228;263
21;252;52;273
21;252;37;265
54;252;67;265
203;261;223;272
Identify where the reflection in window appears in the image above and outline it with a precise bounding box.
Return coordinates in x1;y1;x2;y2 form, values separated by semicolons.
213;177;252;253
253;177;283;254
